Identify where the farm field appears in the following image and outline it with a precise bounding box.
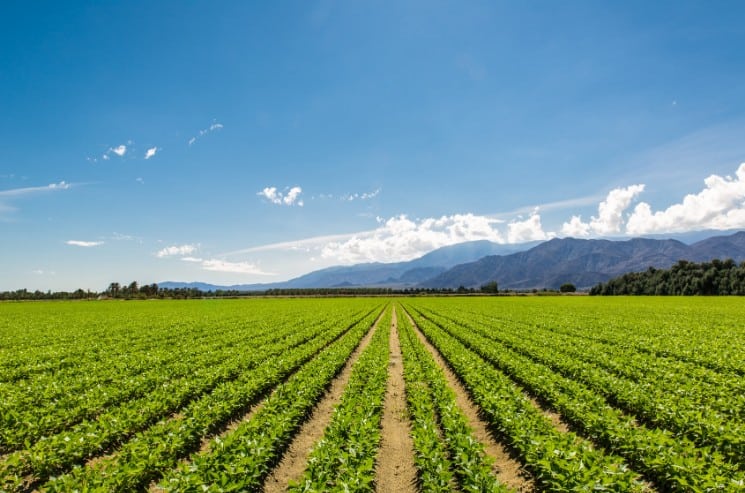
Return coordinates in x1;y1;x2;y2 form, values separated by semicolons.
1;297;744;492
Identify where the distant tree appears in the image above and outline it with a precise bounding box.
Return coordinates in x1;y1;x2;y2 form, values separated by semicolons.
480;281;499;294
559;283;576;293
108;282;120;298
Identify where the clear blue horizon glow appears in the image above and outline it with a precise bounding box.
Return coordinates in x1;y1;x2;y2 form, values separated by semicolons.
3;1;745;291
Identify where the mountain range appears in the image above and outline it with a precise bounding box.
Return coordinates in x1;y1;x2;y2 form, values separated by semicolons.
160;230;745;291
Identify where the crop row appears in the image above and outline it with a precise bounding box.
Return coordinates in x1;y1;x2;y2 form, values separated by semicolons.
397;306;512;493
155;307;385;491
1;322;291;453
1;311;357;490
409;304;745;491
2;301;382;492
288;306;392;491
400;304;645;491
428;306;745;466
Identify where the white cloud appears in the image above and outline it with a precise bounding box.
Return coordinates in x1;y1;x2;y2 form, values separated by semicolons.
181;256;204;263
559;184;645;236
321;213;506;264
188;121;223;146
201;259;273;275
626;162;745;234
591;185;645;234
258;186;304;206
0;181;73;220
156;244;198;258
342;188;382;201
0;181;71;198
144;147;159;159
109;145;127;157
48;181;71;190
507;211;551;243
560;215;591;237
66;240;104;247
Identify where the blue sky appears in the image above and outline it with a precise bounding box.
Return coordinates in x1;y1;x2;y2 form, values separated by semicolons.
3;1;745;290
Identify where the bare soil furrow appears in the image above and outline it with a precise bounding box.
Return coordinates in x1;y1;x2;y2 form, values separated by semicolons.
375;308;417;493
403;309;535;492
261;309;386;492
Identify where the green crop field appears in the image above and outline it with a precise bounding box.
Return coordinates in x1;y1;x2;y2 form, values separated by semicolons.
1;297;744;492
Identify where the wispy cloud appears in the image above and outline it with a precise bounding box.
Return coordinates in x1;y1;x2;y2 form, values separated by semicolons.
258;186;304;206
188;121;223;146
144;147;159;159
492;193;606;219
106;232;143;243
66;240;104;247
342;188;381;201
201;259;274;275
222;232;361;257
156;244;199;258
0;181;73;219
0;181;71;198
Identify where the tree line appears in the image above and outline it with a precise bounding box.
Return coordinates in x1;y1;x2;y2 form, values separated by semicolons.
0;281;510;301
590;259;745;295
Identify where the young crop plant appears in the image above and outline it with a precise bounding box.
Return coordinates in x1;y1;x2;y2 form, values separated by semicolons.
403;304;647;492
42;304;384;493
156;306;385;492
3;310;366;492
412;304;745;491
397;306;512;493
288;306;391;492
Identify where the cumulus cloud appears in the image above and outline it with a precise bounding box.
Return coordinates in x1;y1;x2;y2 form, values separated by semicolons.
320;213;505;264
201;259;273;275
111;145;127;156
559;184;645;236
258;186;304;206
560;215;591;237
144;147;159;159
66;240;104;247
156;244;198;258
626;163;745;234
507;211;551;243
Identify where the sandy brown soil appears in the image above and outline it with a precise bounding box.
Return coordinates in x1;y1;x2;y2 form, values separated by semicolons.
261;310;386;492
375;307;417;493
403;309;535;492
526;395;570;433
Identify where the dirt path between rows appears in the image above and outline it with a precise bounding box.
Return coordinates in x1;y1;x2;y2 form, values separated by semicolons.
262;309;386;492
403;308;535;492
375;307;417;493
